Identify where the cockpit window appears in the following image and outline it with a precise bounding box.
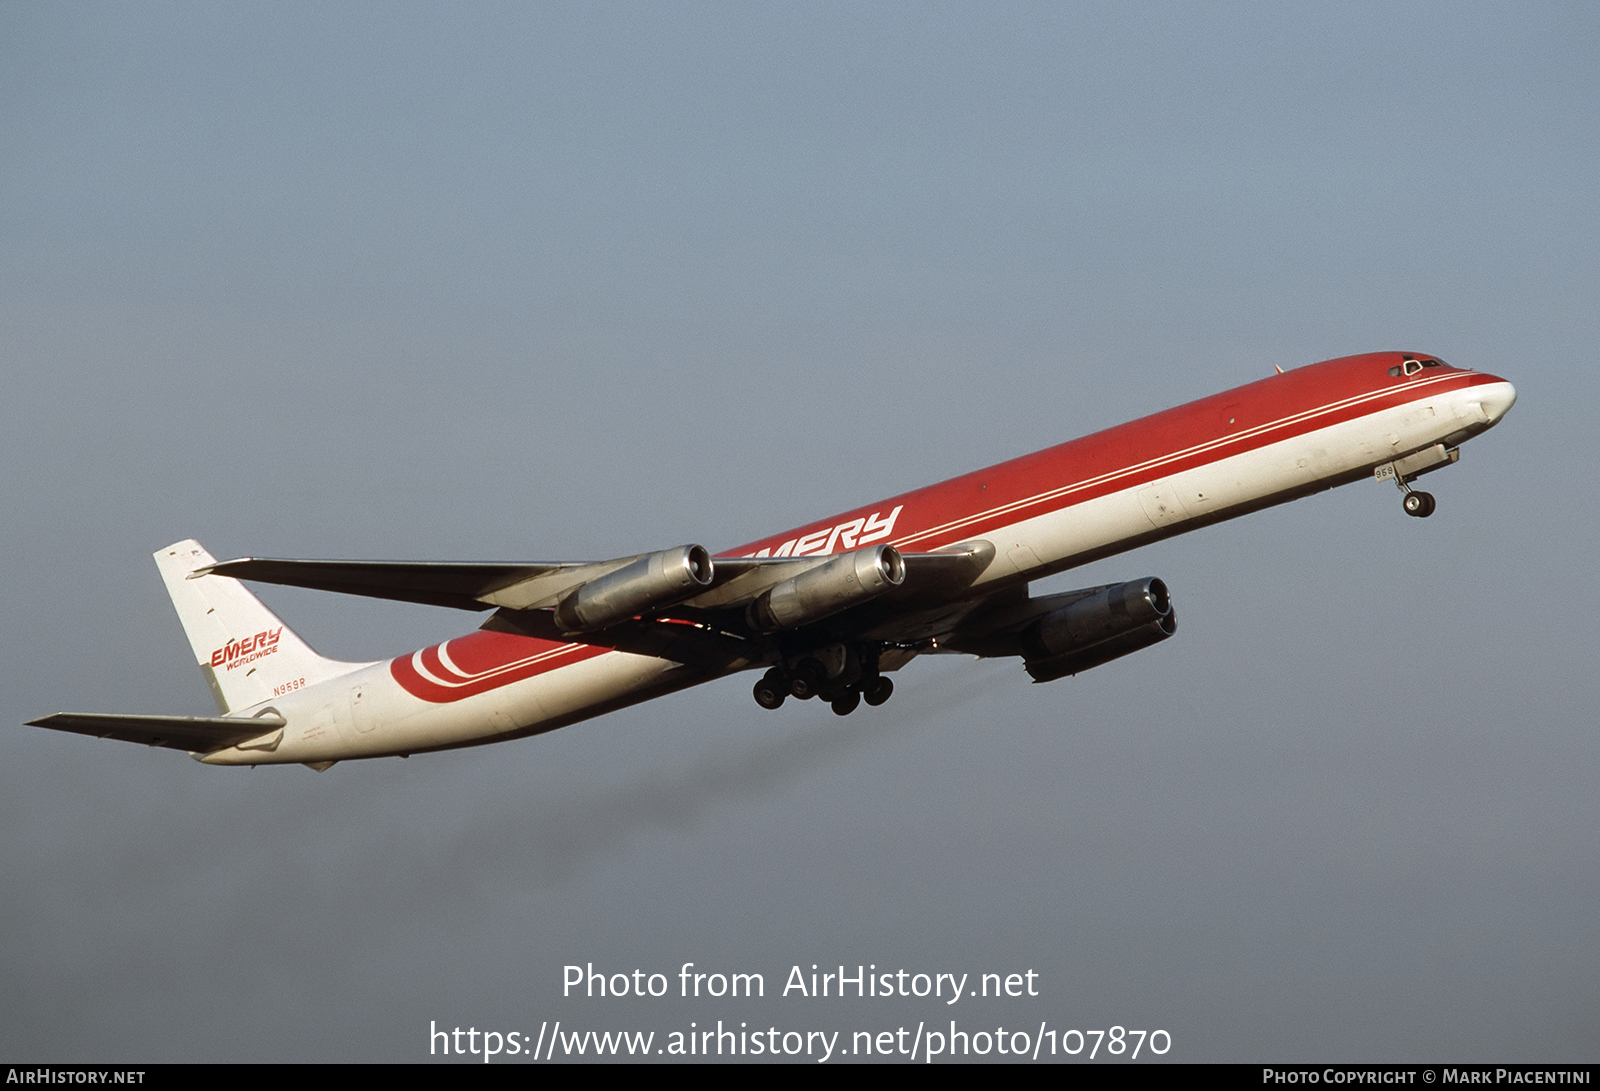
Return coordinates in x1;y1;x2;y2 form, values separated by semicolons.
1389;357;1444;378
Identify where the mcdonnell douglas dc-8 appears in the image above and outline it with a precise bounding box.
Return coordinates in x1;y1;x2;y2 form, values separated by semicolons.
28;352;1515;770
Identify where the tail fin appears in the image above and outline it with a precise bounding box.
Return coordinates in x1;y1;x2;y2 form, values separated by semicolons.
155;540;365;713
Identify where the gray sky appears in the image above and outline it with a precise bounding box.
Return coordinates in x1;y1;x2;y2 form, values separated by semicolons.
2;1;1595;1063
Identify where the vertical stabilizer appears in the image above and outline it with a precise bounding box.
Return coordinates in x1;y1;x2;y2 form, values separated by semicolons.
155;540;366;713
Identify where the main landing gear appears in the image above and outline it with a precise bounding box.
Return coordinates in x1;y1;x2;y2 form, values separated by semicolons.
751;647;894;716
752;672;787;710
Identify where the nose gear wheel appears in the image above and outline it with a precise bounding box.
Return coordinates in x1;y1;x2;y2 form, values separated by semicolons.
1402;490;1436;518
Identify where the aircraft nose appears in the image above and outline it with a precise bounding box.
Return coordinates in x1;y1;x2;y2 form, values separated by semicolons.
1478;379;1517;424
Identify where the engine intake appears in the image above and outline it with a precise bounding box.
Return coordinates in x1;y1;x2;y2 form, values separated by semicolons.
554;545;714;633
1023;577;1175;682
747;545;905;633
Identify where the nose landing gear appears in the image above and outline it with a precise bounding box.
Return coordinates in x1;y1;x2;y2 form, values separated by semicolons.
1402;490;1436;518
1375;444;1457;519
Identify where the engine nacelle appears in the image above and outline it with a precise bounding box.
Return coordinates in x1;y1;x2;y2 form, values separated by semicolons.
554;545;714;633
1023;577;1176;682
747;545;905;633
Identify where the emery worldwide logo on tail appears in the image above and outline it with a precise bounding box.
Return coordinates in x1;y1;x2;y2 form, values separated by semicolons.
211;627;283;671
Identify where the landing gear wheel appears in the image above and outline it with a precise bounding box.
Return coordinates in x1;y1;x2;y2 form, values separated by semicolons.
1403;491;1436;518
863;675;894;707
753;676;786;710
831;690;861;716
789;658;826;701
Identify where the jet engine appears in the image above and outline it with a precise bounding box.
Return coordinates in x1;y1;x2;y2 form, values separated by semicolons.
1023;577;1176;682
554;545;714;633
746;545;905;633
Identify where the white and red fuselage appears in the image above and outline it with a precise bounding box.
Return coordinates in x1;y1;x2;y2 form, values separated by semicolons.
164;352;1515;766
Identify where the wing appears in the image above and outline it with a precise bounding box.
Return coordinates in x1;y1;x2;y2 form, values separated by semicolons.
200;542;996;628
195;557;600;611
23;713;288;754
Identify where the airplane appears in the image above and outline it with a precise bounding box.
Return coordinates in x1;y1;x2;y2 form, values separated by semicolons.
26;351;1515;771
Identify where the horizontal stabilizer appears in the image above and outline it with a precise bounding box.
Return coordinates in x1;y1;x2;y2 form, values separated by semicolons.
24;713;286;754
